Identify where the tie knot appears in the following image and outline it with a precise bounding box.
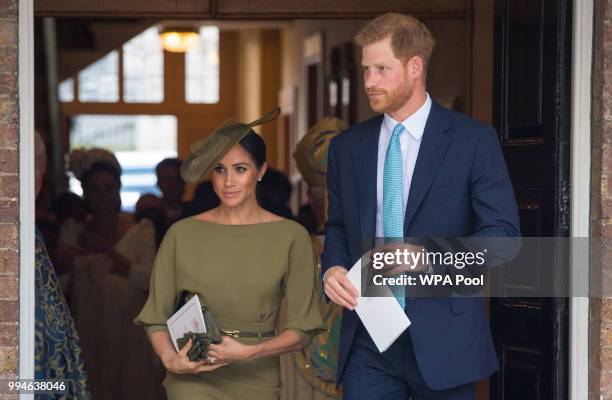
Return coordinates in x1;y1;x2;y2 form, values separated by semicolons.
392;123;405;137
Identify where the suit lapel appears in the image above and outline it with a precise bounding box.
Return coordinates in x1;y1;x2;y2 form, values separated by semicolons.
404;102;454;232
354;115;383;248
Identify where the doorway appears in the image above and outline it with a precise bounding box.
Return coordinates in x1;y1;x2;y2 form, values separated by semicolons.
20;0;582;398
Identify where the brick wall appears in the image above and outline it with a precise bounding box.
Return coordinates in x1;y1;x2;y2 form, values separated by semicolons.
591;1;612;399
0;0;19;398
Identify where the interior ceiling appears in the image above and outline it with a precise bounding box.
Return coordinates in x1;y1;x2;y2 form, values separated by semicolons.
52;18;157;81
51;18;292;81
35;0;467;19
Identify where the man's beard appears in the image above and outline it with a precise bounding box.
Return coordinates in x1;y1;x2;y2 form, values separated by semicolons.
368;81;413;115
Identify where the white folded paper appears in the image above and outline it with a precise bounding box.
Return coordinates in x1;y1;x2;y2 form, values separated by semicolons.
167;295;207;351
346;256;411;352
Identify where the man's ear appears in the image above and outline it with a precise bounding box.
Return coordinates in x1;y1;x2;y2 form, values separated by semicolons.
408;56;424;80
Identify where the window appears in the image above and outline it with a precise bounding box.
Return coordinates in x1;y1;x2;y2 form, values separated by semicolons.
123;27;164;103
60;25;221;105
78;51;119;102
185;27;220;104
68;114;178;211
58;77;74;102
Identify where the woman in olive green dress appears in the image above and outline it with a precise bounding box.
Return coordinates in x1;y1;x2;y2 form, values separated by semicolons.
135;108;324;400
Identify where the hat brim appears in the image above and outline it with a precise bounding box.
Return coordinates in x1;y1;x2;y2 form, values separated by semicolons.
180;125;252;183
180;107;281;184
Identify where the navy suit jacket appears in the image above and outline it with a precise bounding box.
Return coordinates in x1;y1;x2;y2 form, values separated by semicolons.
321;101;521;390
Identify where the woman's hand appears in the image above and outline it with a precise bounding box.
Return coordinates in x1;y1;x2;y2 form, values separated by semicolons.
162;339;227;374
207;336;256;364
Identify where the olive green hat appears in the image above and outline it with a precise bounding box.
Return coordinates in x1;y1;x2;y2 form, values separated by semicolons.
180;107;280;183
292;116;347;188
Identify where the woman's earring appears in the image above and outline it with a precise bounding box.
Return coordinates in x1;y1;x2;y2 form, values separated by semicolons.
258;177;262;182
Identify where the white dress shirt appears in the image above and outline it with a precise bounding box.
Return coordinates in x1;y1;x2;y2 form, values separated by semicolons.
375;93;432;237
322;94;432;278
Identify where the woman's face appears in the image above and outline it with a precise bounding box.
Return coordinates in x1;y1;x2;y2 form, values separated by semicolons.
83;170;121;216
211;145;266;209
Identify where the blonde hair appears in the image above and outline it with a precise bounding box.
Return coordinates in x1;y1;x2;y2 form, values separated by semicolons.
354;13;435;68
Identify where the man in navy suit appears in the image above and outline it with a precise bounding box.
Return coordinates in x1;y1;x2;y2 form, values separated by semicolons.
321;13;520;400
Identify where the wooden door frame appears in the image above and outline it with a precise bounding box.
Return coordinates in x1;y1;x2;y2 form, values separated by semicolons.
17;1;591;399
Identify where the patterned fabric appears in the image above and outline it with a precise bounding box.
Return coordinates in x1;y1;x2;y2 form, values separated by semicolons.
383;123;406;309
281;234;342;399
35;227;91;400
290;301;343;397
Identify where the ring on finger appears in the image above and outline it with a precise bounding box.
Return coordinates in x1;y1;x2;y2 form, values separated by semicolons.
207;356;216;364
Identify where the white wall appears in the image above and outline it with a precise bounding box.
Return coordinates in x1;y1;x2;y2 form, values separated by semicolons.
281;19;373;142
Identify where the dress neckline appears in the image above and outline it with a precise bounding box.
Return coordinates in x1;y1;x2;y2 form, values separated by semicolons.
188;217;289;228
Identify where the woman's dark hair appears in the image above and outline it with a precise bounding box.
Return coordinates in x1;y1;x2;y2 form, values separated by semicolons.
238;131;266;169
181;181;220;218
54;191;87;222
259;168;292;204
155;157;182;175
80;161;122;188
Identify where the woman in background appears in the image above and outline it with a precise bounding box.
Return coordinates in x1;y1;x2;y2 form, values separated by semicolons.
55;149;164;400
34;132;91;399
280;117;346;400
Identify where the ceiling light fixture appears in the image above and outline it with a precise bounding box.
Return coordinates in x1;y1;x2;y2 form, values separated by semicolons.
159;27;199;53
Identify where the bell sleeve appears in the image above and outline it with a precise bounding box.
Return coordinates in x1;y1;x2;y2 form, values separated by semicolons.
134;226;177;336
282;227;325;348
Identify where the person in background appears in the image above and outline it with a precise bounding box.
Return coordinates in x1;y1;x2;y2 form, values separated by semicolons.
280;117;347;400
54;151;134;278
258;167;294;219
55;148;165;400
34;132;91;399
54;191;88;225
34;142;58;233
180;180;221;219
41;192;88;273
156;157;187;225
296;204;318;235
135;193;169;249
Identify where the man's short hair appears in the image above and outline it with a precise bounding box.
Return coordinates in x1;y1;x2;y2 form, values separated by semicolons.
354;13;435;68
155;158;182;176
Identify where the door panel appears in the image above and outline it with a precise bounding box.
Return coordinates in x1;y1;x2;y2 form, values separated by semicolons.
491;0;572;399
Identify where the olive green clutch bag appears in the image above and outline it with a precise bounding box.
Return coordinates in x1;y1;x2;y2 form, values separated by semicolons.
174;292;223;362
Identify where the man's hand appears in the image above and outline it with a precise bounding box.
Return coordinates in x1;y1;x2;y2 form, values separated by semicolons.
323;266;358;310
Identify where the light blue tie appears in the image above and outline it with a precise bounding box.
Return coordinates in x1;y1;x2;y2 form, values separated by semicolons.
383;123;406;309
